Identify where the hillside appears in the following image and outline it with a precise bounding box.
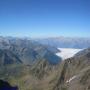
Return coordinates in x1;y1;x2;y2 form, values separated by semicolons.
0;48;89;90
53;48;90;90
0;37;90;90
0;37;61;65
0;49;22;66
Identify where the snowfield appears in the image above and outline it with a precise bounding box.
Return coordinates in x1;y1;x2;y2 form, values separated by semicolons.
56;48;82;60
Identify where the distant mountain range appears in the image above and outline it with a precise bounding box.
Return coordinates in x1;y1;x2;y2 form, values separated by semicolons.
0;36;90;90
34;37;90;49
0;36;61;65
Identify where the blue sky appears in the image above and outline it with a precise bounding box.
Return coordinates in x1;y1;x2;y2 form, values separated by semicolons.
0;0;90;38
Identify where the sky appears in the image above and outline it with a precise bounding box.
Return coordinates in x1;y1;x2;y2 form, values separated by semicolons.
0;0;90;38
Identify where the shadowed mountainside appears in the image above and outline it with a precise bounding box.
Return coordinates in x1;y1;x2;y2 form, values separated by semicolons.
0;80;18;90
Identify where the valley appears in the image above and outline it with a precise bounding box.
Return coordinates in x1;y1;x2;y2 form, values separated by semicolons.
56;48;82;60
0;0;90;89
0;37;90;90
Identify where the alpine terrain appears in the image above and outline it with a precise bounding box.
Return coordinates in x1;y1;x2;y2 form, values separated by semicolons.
0;36;90;90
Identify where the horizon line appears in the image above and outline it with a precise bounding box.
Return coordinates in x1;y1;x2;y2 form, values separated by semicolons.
0;35;90;39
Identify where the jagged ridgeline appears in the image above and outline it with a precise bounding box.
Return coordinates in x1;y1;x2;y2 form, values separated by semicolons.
0;37;90;90
53;48;90;90
0;36;61;65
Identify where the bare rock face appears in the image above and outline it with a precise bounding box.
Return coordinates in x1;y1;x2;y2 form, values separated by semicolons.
0;37;61;65
53;48;90;90
0;37;90;90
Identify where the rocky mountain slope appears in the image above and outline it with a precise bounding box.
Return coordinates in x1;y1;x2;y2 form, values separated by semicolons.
0;37;90;90
53;48;90;90
0;48;90;90
0;37;61;65
0;49;22;66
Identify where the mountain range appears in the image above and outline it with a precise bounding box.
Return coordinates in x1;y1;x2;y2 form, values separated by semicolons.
35;37;90;49
0;36;90;90
0;36;61;65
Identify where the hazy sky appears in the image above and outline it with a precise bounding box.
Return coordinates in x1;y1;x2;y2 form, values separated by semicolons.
0;0;90;38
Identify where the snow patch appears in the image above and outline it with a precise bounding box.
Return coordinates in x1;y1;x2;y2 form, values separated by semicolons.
66;76;77;83
56;48;82;60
